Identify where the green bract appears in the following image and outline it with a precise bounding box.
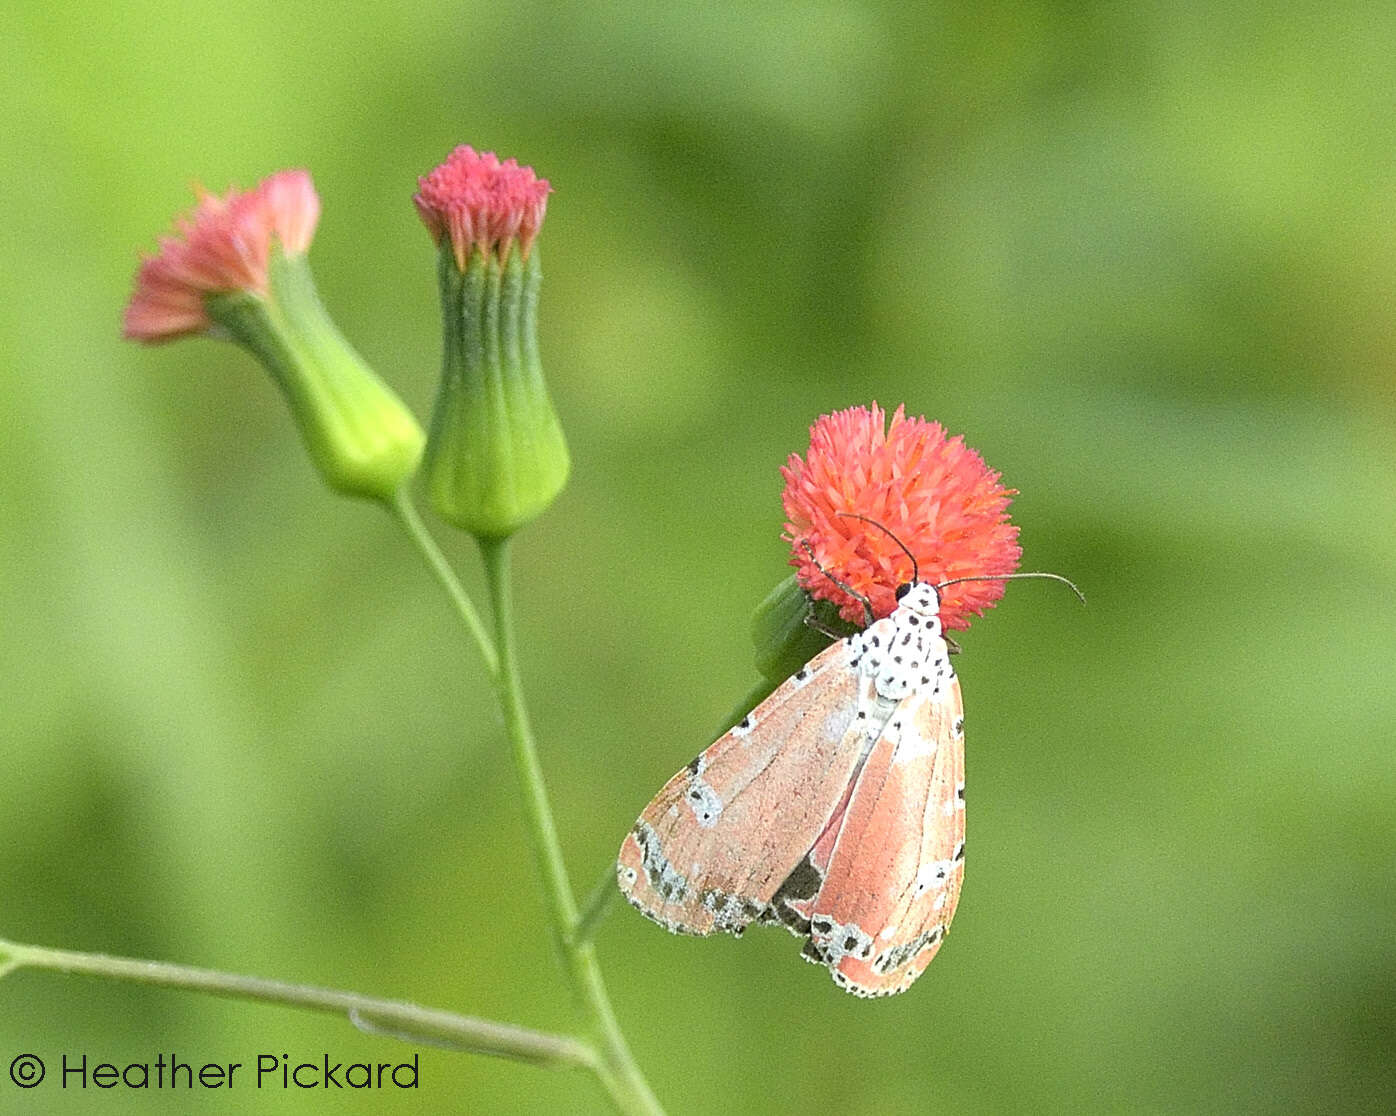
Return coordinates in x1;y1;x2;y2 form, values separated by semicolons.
750;573;857;686
424;244;570;539
205;247;425;502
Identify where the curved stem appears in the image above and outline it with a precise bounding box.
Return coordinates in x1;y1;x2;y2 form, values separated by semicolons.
477;536;663;1116
387;489;498;679
0;939;596;1070
569;863;622;949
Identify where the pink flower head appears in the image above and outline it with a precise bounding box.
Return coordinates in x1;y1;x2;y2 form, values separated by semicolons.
124;170;320;343
782;403;1022;631
413;145;550;269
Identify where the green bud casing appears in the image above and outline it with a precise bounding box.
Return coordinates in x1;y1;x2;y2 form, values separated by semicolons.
205;248;425;502
424;244;570;539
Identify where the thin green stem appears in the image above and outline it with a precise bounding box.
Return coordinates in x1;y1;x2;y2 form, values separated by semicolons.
478;537;577;940
478;536;663;1116
569;863;622;949
387;489;498;679
0;939;596;1070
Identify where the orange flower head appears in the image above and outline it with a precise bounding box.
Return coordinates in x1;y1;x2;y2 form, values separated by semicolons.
413;145;551;270
123;170;319;342
782;403;1021;631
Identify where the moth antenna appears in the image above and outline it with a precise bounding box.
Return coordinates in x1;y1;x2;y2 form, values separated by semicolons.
935;571;1086;605
800;539;875;628
836;511;919;584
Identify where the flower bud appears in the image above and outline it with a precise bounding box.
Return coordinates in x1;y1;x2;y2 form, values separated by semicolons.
204;248;425;501
125;170;424;502
414;147;569;538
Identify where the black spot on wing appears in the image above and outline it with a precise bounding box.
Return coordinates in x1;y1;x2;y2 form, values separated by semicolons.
774;854;823;902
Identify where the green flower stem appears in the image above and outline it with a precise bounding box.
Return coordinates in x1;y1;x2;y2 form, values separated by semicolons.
387;488;499;679
0;938;595;1071
477;536;662;1116
569;864;622;949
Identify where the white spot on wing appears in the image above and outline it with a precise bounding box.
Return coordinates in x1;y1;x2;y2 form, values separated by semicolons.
913;859;953;896
632;821;692;903
892;717;937;763
810;917;875;965
820;704;856;745
685;775;723;828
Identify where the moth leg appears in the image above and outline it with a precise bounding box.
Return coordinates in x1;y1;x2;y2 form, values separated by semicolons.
803;610;845;640
800;539;875;627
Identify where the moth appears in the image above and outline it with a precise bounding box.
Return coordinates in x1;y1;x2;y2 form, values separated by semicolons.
618;571;971;997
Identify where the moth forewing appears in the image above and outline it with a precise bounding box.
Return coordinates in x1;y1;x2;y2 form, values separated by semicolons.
617;638;869;936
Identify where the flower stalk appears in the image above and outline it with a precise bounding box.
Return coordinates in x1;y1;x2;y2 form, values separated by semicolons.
387;489;498;679
0;938;597;1071
478;538;662;1116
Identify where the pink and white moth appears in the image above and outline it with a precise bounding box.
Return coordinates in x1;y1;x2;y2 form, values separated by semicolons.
618;576;966;998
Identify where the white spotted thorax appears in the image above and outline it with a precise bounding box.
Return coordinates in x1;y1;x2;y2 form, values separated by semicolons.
617;574;969;997
848;581;953;703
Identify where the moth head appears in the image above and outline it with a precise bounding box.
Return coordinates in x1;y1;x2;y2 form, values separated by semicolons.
894;581;942;621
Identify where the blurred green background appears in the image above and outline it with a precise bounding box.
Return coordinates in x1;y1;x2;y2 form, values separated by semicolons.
3;1;1393;1112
